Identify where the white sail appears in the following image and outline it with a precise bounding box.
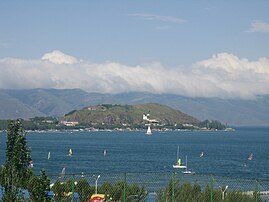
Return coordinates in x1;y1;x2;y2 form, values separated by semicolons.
103;149;107;156
248;153;253;160
146;125;152;135
59;167;66;180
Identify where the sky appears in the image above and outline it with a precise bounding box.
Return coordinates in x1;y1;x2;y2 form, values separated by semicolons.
0;0;269;99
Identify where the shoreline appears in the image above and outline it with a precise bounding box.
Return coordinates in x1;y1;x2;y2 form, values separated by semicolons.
1;127;235;134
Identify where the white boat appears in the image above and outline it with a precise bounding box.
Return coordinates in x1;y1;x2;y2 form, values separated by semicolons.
173;160;186;169
248;153;253;160
173;146;186;169
146;125;152;135
182;156;195;174
59;167;66;180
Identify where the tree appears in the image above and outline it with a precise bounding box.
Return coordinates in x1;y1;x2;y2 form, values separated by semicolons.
0;120;32;201
75;178;93;202
27;169;50;202
0;120;50;202
51;180;67;202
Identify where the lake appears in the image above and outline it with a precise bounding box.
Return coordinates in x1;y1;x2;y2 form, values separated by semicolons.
0;127;269;180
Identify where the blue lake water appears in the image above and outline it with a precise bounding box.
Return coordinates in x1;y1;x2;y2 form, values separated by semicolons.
0;127;269;180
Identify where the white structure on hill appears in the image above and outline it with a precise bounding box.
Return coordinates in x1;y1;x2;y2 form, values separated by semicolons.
142;114;158;124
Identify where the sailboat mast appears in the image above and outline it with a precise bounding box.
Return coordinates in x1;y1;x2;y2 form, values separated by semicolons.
176;146;179;160
185;155;188;171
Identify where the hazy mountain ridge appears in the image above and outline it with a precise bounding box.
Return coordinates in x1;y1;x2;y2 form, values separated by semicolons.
0;88;268;126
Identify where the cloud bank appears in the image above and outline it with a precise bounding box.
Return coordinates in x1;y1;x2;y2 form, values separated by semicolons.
1;50;269;99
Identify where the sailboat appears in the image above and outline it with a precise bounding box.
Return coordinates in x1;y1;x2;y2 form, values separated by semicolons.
59;167;66;180
146;125;152;135
68;148;72;157
103;149;107;157
248;153;253;160
182;156;195;174
173;146;186;169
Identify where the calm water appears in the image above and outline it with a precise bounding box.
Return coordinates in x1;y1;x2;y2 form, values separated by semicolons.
0;127;269;179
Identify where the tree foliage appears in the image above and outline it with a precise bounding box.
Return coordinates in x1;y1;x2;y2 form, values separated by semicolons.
0;120;32;201
198;119;227;130
0;120;50;202
156;177;261;202
27;169;50;202
51;178;147;202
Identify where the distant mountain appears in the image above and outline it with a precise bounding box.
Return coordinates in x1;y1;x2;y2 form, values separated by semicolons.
0;90;45;119
63;103;199;125
1;88;269;126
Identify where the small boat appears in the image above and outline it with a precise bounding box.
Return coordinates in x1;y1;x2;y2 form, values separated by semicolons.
103;149;106;156
68;148;72;157
173;159;186;169
48;151;51;160
173;146;186;169
248;153;253;160
59;167;66;180
200;152;204;157
182;156;195;175
146;125;152;135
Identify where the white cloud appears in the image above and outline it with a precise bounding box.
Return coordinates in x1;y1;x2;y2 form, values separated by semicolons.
129;13;186;24
0;51;269;99
247;21;269;33
194;53;269;98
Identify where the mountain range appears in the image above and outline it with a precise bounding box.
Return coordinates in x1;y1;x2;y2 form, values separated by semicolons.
0;88;268;126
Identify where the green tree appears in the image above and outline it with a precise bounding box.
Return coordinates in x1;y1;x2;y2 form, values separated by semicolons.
27;169;50;202
126;184;147;202
0;120;32;201
178;183;193;201
156;175;180;202
0;120;50;202
111;181;126;201
75;178;93;202
51;180;67;202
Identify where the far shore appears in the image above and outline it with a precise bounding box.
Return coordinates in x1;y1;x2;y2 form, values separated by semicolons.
0;127;235;134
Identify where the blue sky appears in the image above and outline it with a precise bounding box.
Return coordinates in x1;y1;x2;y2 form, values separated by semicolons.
0;1;269;99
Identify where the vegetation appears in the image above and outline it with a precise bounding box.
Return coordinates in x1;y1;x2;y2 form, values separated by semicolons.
0;120;32;201
63;103;199;125
156;177;262;202
51;178;147;202
0;117;74;131
198;119;227;130
31;175;263;202
0;120;50;201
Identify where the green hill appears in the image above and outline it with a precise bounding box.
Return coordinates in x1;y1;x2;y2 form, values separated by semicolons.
62;103;199;126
